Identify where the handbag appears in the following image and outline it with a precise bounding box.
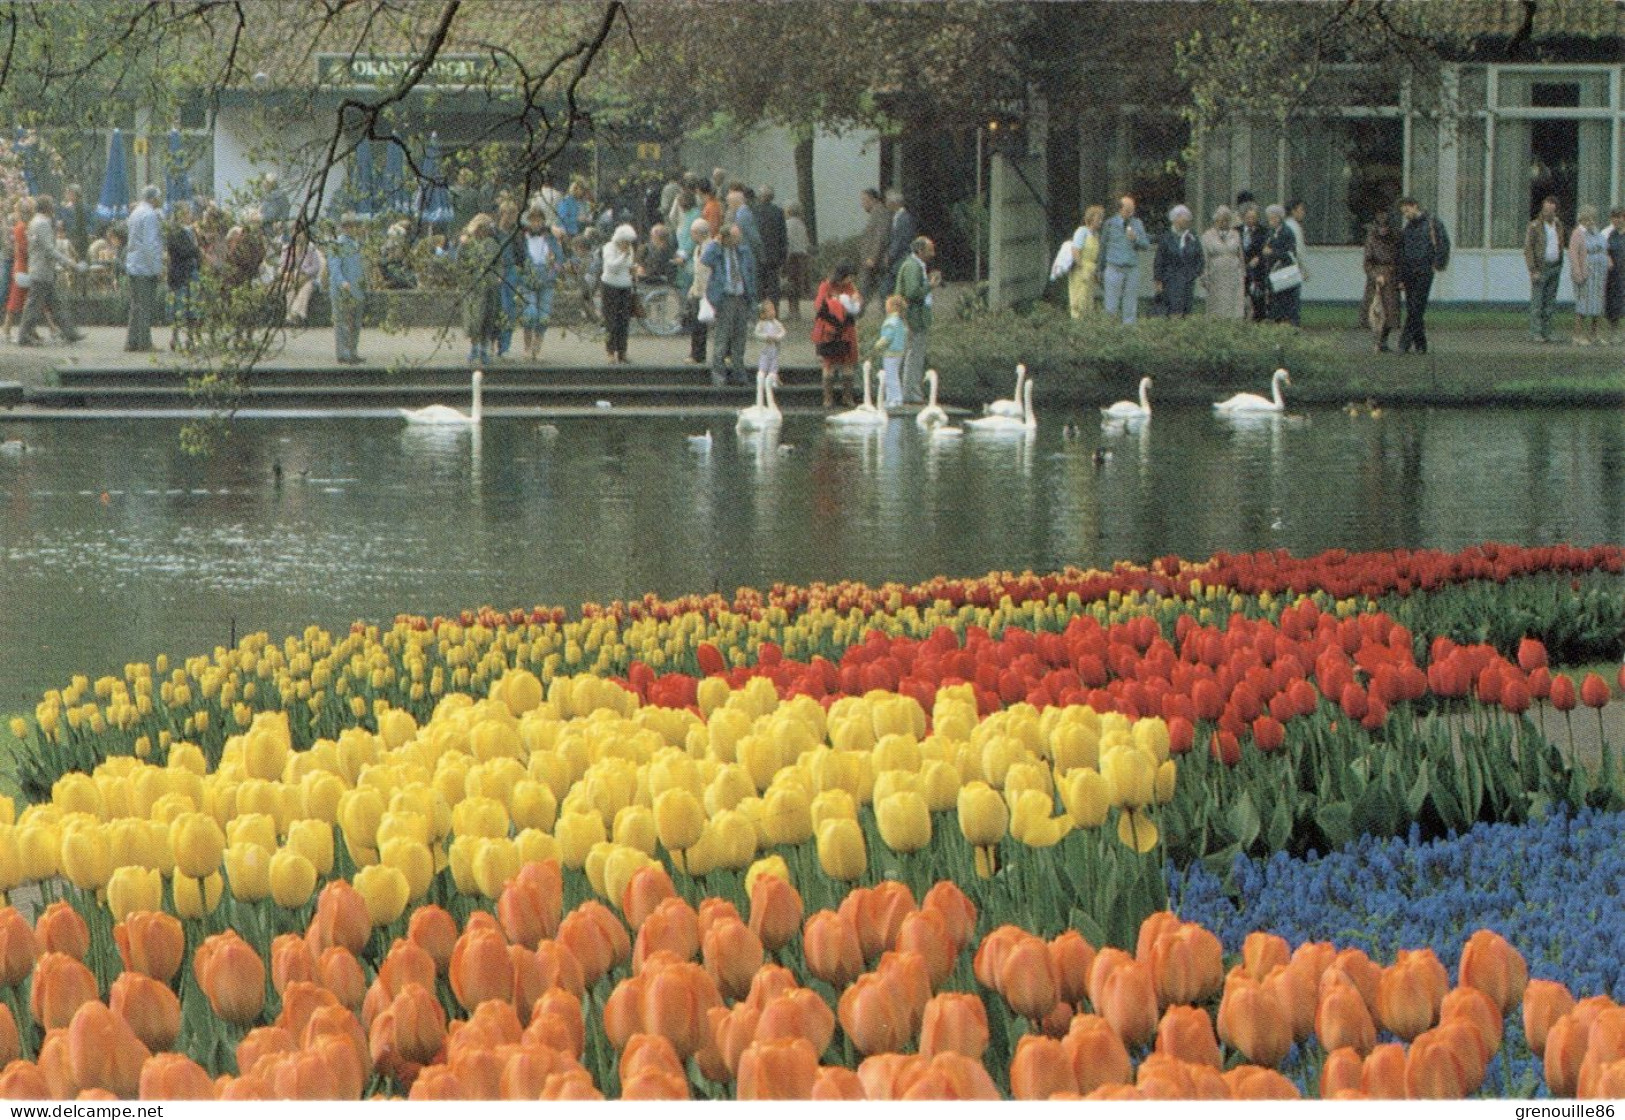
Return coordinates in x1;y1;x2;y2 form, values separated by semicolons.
1268;261;1302;293
696;296;716;324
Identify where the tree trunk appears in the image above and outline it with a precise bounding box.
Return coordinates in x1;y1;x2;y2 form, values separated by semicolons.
794;130;817;246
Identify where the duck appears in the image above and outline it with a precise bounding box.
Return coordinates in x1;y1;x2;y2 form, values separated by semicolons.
967;377;1036;433
736;370;782;432
826;361;888;427
1214;367;1290;413
401;369;482;425
985;363;1026;418
915;369;949;429
1101;376;1153;420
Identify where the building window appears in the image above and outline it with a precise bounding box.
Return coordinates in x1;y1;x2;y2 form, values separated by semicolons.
1490;67;1617;245
1285;116;1403;245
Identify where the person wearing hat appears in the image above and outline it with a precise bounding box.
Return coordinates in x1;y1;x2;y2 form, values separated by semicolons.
328;212;366;364
517;203;563;361
601;222;642;364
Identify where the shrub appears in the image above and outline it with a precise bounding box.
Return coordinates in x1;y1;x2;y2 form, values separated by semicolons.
929;303;1343;405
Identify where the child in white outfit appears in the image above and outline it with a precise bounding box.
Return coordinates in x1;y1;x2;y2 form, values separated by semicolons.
874;293;909;409
754;300;785;377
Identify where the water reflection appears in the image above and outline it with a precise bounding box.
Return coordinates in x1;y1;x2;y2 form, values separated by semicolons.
0;406;1621;703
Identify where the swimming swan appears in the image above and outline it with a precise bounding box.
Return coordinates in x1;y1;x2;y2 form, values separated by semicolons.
986;363;1026;418
1214;368;1291;413
736;370;782;432
1102;376;1152;420
402;369;483;425
915;369;949;429
826;361;888;427
967;377;1036;433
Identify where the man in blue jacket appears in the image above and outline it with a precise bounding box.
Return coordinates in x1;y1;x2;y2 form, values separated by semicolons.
328;213;366;364
1098;194;1150;324
702;223;757;386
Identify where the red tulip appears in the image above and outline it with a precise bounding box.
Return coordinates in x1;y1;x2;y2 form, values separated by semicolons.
1581;672;1612;709
1517;638;1548;673
1551;674;1578;711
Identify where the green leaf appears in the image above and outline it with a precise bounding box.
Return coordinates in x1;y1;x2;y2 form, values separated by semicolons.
1405;767;1430;817
1265;797;1293;851
1068;907;1108;949
1314;802;1353;849
1226;791;1261;851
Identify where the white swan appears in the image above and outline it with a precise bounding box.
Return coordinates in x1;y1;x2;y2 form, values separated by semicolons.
686;430;713;451
736;370;782;432
826;361;888;427
402;369;483;425
1102;376;1152;420
915;369;949;429
1214;367;1291;413
986;363;1026;418
967;377;1036;433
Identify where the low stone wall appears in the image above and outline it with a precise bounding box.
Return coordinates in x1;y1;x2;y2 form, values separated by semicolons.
64;289;463;330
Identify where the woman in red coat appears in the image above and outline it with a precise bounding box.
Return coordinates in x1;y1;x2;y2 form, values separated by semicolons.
811;261;861;407
5;197;32;338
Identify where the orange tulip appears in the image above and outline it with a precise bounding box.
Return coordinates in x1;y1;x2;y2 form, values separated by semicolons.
36;1028;73;1099
526;940;583;1003
526;988;586;1057
320;945;367;1013
919;991;989;1060
538;1068;602;1099
756;987;836;1054
620;1067;690;1100
1320;1046;1365;1097
810;1065;867;1100
620;864;678;931
1135;911;1182;960
112;911;184;985
0;910;37;989
449;925;512;1012
497;1043;577;1100
921;881;977;951
1315;972;1377;1056
1039;999;1075;1039
447;1039;507;1099
1524;979;1576;1058
236;1026;296;1077
1148;922;1224;1007
306;879;372;957
1060;1014;1133;1094
1010;1035;1077;1100
270;932;319;995
0;1006;15;1068
35;903;89;962
743;962;800;1011
856;1053;926;1101
1049;930;1096;1006
1267;954;1321;1043
1242;931;1290;980
736;1037;820;1100
1579;1008;1625;1098
369;982;447;1085
1224;1064;1301;1100
1441;984;1502;1061
1216;973;1291;1069
840;881;916;963
1137;1053;1220;1099
275;981;341;1038
973;924;1028;992
1587;1059;1625;1099
0;1059;49;1099
996;933;1059;1021
302;1005;372;1095
1329;947;1382;1017
1377;951;1445;1040
407;905;460;974
837;972;912;1056
497;878;554;951
633;897;701;973
108;971;180;1053
407;1065;467;1100
139;1053;217;1100
67;1001;149;1100
1458;928;1529;1016
1097;959;1159;1049
602;974;648;1052
700;916;763;1003
803;910;864;990
1406;1026;1474;1098
30;952;99;1031
556;901;629;986
876;950;932;1034
620;1030;685;1079
363;938;439;1026
1084;945;1134;1011
901;1052;1000;1100
1155;1004;1221;1067
639;959;721;1060
195;931;265;1026
748;872;803;952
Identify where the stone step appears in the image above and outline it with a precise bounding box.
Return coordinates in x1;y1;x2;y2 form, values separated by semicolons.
52;363;825;390
0;382;21;408
25;380;832;410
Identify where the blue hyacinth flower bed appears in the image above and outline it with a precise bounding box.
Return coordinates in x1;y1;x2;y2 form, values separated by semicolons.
1167;807;1625;1097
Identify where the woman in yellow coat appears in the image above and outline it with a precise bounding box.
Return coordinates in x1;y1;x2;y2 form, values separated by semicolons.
1068;205;1105;318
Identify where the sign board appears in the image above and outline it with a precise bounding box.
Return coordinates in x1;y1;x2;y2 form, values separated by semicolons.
635;143;662;162
315;53;510;90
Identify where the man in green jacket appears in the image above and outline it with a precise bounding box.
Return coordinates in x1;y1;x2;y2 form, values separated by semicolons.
895;235;937;404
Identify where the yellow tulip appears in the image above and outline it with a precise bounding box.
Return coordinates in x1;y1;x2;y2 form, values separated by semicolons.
377;810;430;850
1009;789;1072;848
709;809;758;869
553;812;606;870
918;759;961;812
816;818;866;882
1101;747;1156;810
1116;807;1160;853
509;780;558;832
603;845;655;909
1061;768;1110;829
876;791;932;854
810;789;857;832
227;813;278;853
1050;721;1101;772
872;732;922;774
269;848;317;908
1132;717;1172;764
376;707;418;750
447;835;482;894
173;871;223;919
59;824;113;891
106;865;163;922
285;819;335;876
583;840;614;898
1155;760;1178;805
337;787;386;853
761;785;813;847
515;828;560;866
391;785;452;840
703;764;756;816
224;842;272;901
242;726;290;781
451;795;510;839
697;676;732;718
745;854;790;898
169;812;225;879
957;782;1009;848
53;773;105;819
653;788;705;853
0;828;22;890
166;741;207;776
979;735;1026;789
354;863;412;925
612;805;658;856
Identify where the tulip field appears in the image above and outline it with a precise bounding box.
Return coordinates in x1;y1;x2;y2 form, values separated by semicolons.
0;543;1622;1099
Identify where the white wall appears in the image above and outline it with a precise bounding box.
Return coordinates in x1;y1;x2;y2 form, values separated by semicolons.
679;126;880;243
1304;247;1558;304
212;104;347;217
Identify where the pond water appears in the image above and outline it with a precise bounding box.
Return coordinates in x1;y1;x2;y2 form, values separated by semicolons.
2;405;1622;706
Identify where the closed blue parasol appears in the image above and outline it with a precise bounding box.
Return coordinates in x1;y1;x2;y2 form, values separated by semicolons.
417;132;453;226
381;139;407;214
13;128;36;194
164;129;192;213
351;137;375;217
95;128;130;221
